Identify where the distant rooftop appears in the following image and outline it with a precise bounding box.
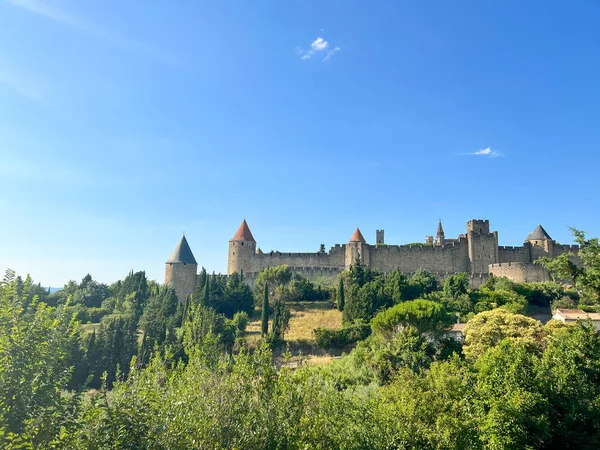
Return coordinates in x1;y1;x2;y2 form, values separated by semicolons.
166;235;197;264
553;308;600;321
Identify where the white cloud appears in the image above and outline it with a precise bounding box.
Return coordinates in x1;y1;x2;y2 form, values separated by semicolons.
311;37;328;51
5;0;178;65
467;147;504;158
323;46;340;62
299;36;340;61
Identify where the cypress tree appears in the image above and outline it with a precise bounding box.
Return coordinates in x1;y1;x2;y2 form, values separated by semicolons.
261;282;269;335
202;276;210;307
338;278;345;311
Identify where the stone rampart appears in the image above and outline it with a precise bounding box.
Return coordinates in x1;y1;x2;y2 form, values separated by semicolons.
369;241;469;273
498;245;531;263
251;244;346;273
489;262;550;283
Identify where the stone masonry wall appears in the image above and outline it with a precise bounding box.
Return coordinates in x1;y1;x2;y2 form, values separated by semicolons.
369;241;469;273
165;263;198;302
498;245;531;263
250;244;346;273
489;262;550;283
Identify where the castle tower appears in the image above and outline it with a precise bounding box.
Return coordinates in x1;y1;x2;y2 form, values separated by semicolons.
526;224;554;258
165;234;198;302
466;219;499;274
435;220;445;247
345;228;370;269
228;219;256;275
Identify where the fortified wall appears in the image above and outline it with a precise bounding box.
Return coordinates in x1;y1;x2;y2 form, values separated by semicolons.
489;262;551;283
164;219;581;301
224;219;580;290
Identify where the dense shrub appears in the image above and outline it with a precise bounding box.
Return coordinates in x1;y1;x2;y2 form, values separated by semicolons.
232;311;249;333
313;324;371;349
86;307;111;323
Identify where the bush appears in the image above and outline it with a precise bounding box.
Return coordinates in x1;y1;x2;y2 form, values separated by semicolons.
86;307;111;323
232;311;249;333
371;299;453;338
313;324;371;349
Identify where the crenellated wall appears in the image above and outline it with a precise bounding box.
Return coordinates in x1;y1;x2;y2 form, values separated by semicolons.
369;240;469;273
250;244;346;273
498;245;532;263
489;262;550;283
224;219;580;289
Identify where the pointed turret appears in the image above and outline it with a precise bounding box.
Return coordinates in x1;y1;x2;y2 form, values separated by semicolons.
349;228;366;243
526;224;552;242
230;219;256;242
165;234;198;302
435;219;445;246
228;219;257;275
166;235;197;264
346;227;369;268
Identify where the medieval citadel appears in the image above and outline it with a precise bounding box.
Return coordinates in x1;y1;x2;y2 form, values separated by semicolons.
164;218;579;301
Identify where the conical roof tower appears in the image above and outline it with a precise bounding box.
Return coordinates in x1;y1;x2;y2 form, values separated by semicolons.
230;219;256;242
526;224;552;241
349;228;366;243
166;235;197;264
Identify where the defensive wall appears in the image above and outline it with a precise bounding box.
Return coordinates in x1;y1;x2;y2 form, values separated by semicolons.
369;240;469;273
160;218;584;299
488;262;551;283
249;244;346;273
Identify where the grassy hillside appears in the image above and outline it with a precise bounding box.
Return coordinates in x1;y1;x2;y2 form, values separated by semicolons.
246;301;345;365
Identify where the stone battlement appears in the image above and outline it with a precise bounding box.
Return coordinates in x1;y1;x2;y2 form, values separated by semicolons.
164;218;582;299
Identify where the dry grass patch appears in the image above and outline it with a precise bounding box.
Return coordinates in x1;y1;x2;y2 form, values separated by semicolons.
246;301;342;347
285;301;343;341
245;301;345;363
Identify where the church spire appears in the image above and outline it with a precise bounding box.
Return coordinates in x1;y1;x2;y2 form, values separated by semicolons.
435;219;445;246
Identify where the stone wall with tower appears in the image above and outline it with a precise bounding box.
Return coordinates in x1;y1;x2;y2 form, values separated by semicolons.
165;219;581;294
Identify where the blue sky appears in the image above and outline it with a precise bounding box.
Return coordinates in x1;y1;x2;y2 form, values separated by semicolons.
1;0;599;287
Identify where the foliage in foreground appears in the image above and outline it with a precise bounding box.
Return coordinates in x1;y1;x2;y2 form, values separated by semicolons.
51;320;600;449
5;266;600;450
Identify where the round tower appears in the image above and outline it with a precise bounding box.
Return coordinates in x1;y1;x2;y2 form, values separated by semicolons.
228;219;257;275
345;227;369;269
165;234;198;302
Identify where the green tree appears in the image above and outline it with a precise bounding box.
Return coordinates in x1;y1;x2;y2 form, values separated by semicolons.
537;321;600;448
261;282;269;335
338;278;345;311
539;228;600;302
462;309;546;361
0;270;79;446
474;340;550;448
404;269;438;300
371;299;453;339
442;273;469;300
254;265;292;304
383;270;409;304
202;275;210;307
270;299;290;344
138;285;180;362
219;272;254;317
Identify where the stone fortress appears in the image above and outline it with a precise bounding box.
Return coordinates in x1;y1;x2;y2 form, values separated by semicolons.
165;218;579;301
